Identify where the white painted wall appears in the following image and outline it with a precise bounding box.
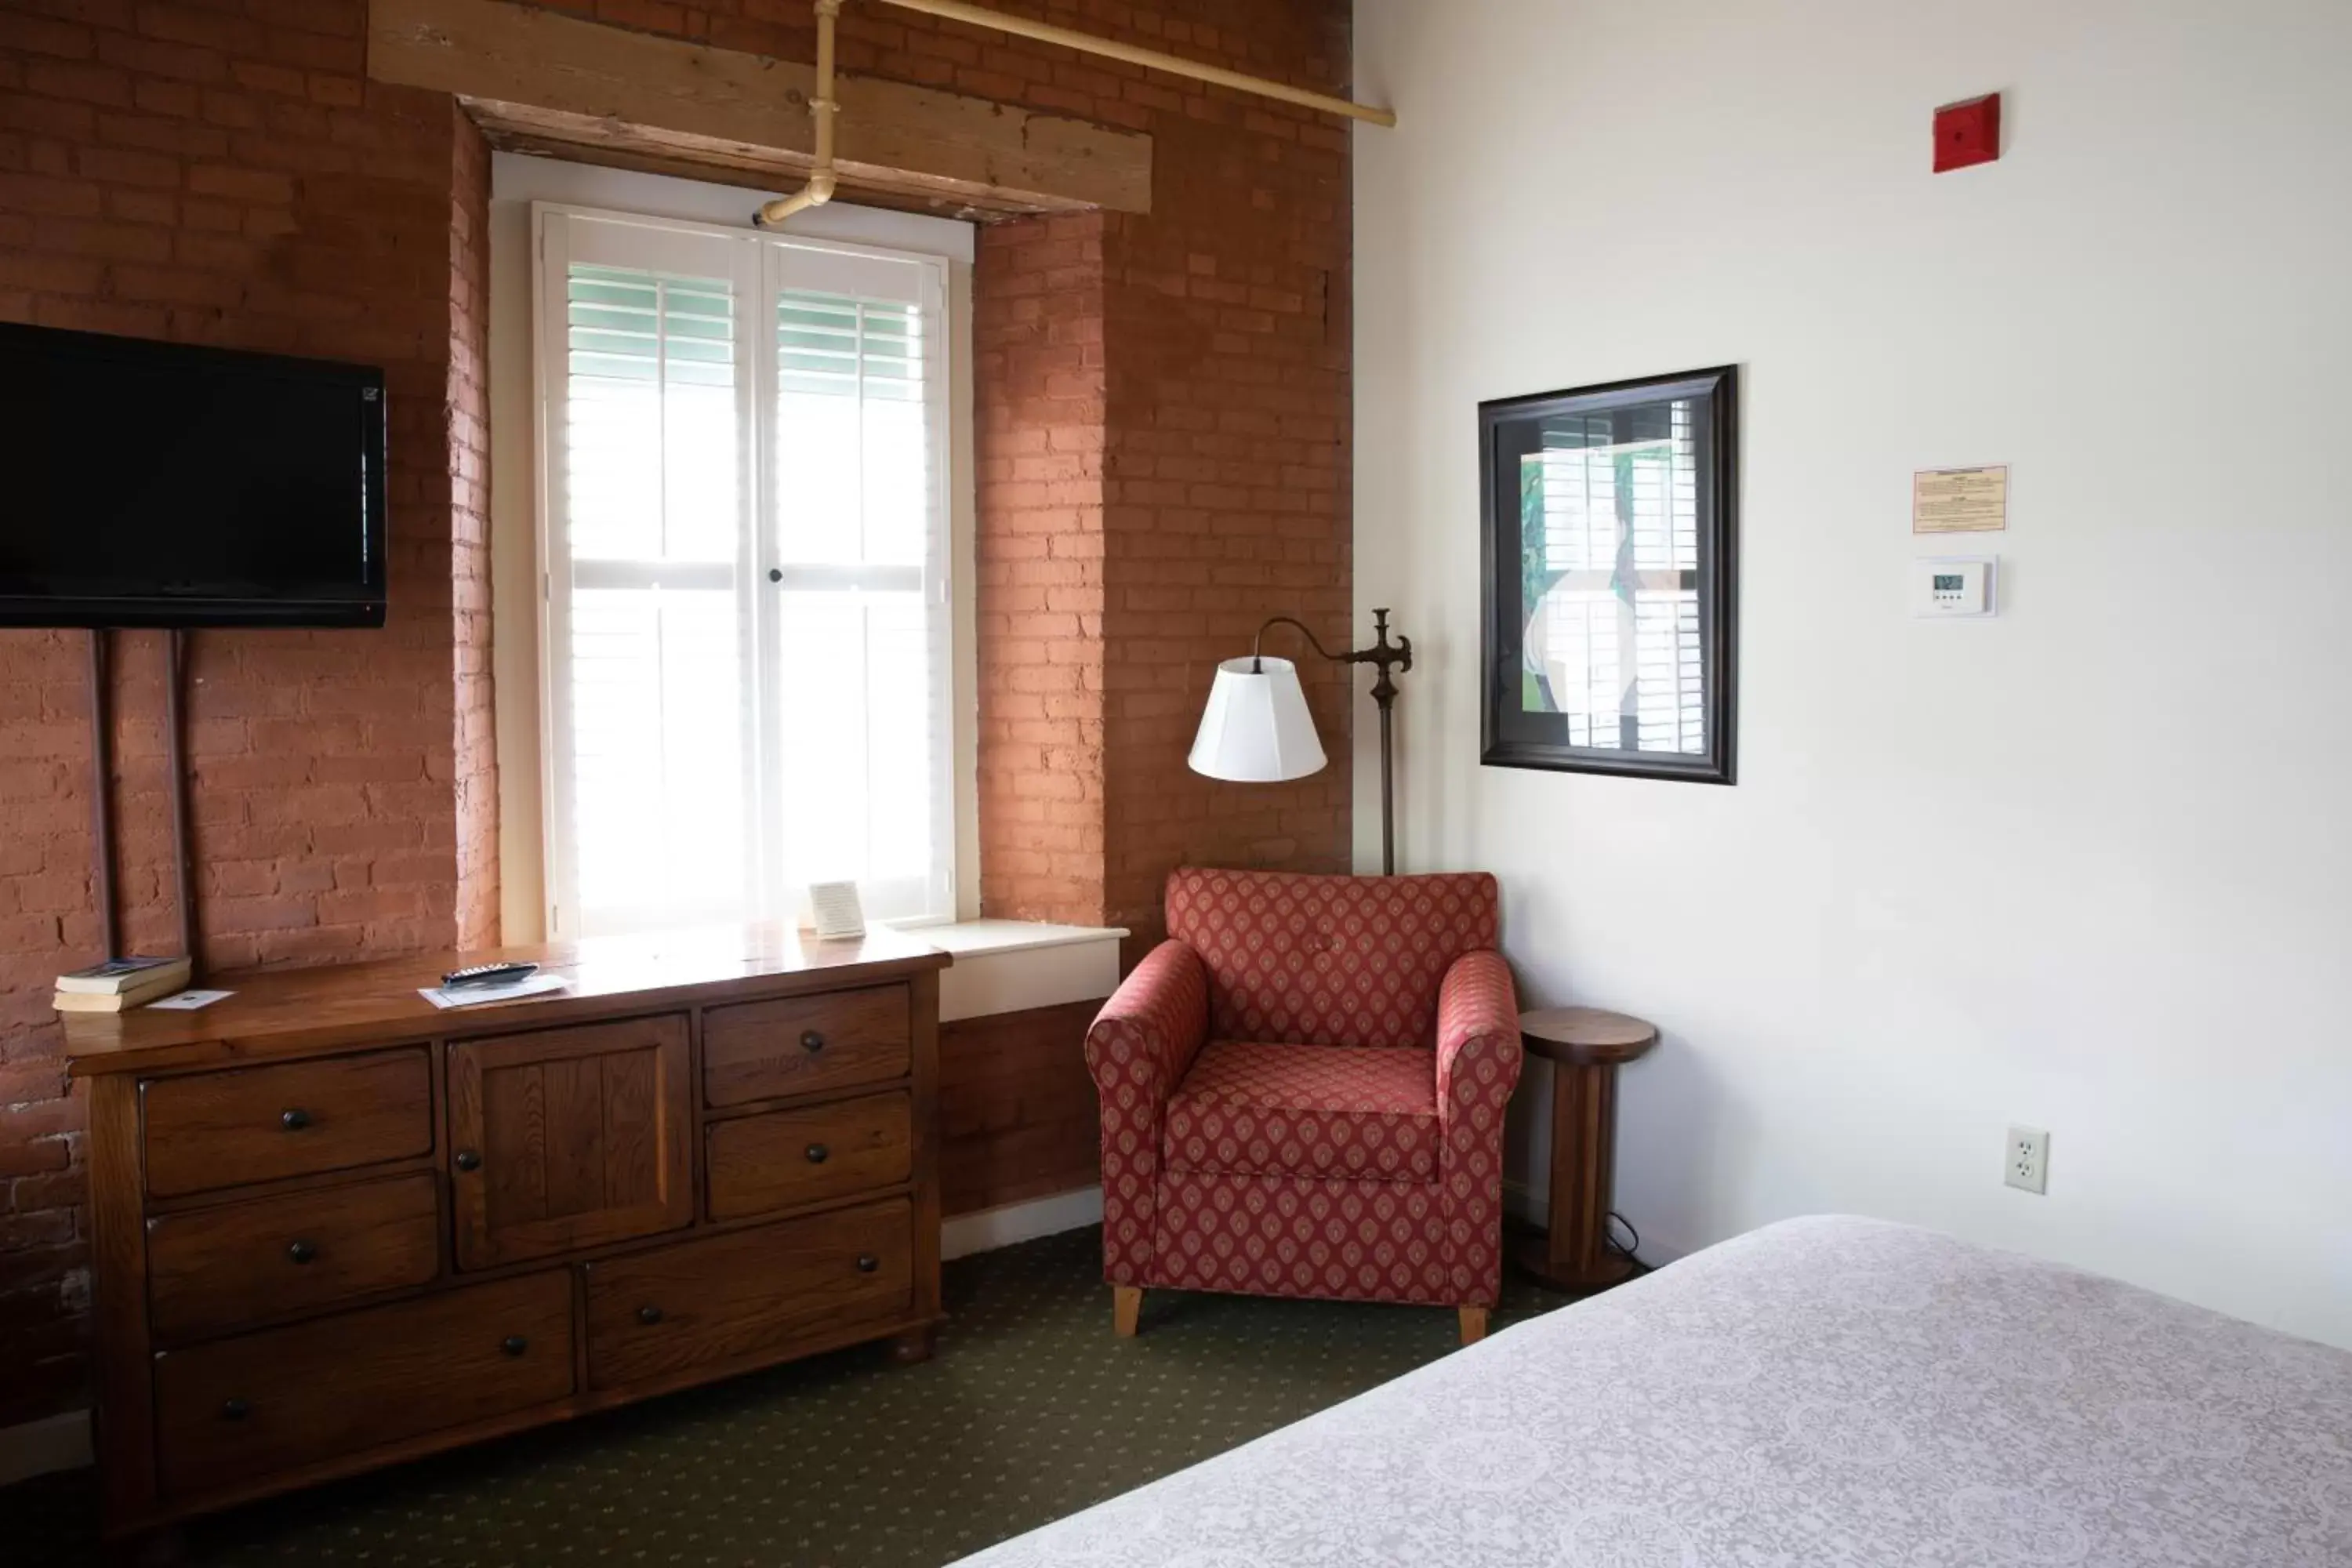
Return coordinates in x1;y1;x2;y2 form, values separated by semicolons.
1353;0;2352;1347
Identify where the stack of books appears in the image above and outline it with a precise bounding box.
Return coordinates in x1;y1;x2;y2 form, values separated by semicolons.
54;956;193;1014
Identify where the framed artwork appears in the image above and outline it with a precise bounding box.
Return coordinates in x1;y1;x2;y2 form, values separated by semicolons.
1479;365;1738;783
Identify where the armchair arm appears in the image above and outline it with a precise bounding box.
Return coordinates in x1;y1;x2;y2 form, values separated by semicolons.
1083;939;1210;1284
1435;949;1522;1308
1436;949;1523;1127
1083;938;1210;1109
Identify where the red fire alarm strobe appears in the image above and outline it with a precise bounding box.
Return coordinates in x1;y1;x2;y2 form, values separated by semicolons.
1934;93;2002;172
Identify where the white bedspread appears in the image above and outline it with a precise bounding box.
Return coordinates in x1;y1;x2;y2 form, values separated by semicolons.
953;1217;2352;1566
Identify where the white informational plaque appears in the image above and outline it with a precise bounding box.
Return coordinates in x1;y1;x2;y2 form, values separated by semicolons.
808;881;866;941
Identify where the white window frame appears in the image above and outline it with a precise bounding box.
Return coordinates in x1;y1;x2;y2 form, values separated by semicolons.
531;200;957;940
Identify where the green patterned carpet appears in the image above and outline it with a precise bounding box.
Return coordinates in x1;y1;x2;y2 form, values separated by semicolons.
3;1226;1576;1567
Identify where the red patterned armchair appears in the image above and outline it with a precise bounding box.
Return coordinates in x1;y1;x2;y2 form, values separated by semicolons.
1085;868;1522;1345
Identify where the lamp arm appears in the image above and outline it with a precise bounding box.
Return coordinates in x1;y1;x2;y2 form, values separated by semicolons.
1250;611;1414;681
1238;608;1411;876
1249;615;1345;671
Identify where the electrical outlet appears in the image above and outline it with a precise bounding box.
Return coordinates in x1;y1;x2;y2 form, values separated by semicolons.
2005;1126;2049;1194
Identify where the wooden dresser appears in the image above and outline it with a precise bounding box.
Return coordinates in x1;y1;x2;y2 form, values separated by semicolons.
60;924;951;1549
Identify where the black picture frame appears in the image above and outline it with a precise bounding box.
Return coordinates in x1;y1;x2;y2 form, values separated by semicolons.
1479;365;1739;784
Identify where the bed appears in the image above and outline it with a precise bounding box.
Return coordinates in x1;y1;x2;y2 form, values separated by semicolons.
953;1217;2352;1566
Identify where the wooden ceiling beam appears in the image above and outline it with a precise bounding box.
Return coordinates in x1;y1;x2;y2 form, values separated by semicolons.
368;0;1152;218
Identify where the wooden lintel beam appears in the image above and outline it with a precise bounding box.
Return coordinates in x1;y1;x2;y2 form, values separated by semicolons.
368;0;1152;217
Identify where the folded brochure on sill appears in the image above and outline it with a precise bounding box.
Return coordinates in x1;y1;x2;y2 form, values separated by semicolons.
147;989;234;1011
419;973;572;1010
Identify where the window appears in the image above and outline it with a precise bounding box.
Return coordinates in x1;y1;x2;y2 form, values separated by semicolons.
1479;368;1738;782
536;206;954;936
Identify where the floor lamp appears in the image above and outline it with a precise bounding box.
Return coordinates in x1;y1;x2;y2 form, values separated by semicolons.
1186;609;1414;874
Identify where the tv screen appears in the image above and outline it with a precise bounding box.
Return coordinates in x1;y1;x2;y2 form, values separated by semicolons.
0;321;387;629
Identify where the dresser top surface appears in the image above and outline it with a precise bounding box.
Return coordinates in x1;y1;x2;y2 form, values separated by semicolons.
63;923;952;1076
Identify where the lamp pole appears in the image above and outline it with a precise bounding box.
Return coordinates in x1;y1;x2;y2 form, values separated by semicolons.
1250;608;1414;874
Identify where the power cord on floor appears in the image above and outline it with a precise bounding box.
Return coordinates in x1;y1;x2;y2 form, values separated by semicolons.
1605;1210;1653;1276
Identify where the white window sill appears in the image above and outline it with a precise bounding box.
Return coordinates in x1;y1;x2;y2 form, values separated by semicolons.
918;920;1127;1023
915;919;1130;957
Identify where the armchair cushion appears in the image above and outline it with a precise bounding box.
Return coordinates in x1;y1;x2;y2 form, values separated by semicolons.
1162;1040;1440;1183
1165;868;1501;1050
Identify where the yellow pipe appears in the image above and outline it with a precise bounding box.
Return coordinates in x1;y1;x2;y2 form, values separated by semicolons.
871;0;1396;127
756;0;845;227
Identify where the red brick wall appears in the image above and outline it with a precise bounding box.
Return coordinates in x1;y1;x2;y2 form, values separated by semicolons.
895;0;1359;944
974;210;1109;925
1095;34;1356;951
0;0;1348;1426
448;100;498;949
0;0;487;1425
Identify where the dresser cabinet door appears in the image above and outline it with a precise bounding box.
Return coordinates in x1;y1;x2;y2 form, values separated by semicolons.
446;1015;692;1270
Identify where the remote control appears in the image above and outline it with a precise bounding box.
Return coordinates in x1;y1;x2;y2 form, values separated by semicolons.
441;961;539;989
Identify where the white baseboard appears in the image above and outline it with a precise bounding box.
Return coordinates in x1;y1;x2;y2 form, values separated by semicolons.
0;1407;90;1486
942;1185;1102;1261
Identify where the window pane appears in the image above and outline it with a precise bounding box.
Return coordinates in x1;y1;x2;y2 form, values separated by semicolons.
569;586;744;931
1517;399;1705;757
560;259;746;934
566;267;738;565
771;589;935;916
770;281;944;921
775;292;928;568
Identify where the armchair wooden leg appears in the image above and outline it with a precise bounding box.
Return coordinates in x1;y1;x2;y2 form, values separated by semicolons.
1113;1285;1143;1338
1457;1306;1489;1345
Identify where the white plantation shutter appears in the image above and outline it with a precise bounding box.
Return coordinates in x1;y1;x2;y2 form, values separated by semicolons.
768;279;948;920
538;208;953;938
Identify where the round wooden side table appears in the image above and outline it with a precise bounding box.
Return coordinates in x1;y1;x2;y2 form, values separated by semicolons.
1513;1005;1658;1294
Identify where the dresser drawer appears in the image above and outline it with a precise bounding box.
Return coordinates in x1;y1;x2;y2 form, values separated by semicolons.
147;1173;441;1343
703;985;911;1107
152;1270;574;1501
706;1090;911;1221
142;1050;434;1200
583;1198;912;1390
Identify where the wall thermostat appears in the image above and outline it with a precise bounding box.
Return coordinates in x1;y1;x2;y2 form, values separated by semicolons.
1910;555;1997;618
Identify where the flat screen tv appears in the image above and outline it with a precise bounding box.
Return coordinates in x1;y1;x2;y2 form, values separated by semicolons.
0;321;387;629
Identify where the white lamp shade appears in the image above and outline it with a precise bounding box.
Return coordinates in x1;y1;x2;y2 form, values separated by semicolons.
1189;656;1327;782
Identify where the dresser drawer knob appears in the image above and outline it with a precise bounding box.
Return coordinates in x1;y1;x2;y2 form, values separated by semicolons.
279;1108;312;1132
800;1029;826;1053
855;1254;879;1274
500;1335;528;1357
454;1149;481;1172
286;1240;318;1265
637;1305;664;1327
804;1142;829;1164
221;1397;251;1421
